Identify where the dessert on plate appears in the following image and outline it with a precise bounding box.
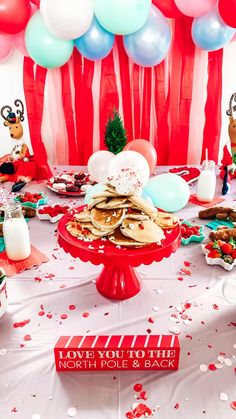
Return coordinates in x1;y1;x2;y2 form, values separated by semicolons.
48;171;94;194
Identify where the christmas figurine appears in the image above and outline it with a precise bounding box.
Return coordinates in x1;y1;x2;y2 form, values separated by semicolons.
220;92;236;195
0;99;38;192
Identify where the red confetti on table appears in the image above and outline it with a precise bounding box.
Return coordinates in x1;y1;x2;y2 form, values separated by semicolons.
34;277;42;283
69;305;76;310
230;401;236;410
47;314;53;319
134;383;143;392
177;276;184;281
82;312;90;318
11;407;17;413
13;319;30;328
213;304;219;310
69;266;75;270
38;311;45;316
180;268;192;276
148;317;155;323
24;334;31;341
60;314;68;320
208;364;217;371
174;403;180;409
184;261;191;267
139;391;148;401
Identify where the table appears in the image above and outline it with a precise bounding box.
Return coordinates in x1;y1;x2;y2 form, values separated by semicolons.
0;167;235;419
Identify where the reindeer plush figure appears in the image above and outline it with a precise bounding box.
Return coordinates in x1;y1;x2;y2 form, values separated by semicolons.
220;92;236;194
0;99;37;192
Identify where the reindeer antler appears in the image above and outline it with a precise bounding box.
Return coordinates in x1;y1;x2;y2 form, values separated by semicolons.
226;92;236;117
1;105;12;121
14;99;24;122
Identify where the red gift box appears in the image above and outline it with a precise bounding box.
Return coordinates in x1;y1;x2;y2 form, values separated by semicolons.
54;335;180;372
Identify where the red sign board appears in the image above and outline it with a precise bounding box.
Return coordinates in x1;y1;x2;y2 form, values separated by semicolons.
54;335;180;372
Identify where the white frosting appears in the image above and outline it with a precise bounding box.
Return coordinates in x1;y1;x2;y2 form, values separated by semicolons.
108;167;144;196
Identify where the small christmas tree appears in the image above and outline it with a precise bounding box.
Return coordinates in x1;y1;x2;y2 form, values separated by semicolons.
105;108;127;155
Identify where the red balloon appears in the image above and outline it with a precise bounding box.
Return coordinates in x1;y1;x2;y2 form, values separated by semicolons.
152;0;182;18
219;0;236;28
124;139;157;174
0;0;31;34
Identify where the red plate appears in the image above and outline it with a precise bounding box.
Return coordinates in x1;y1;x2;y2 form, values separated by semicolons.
58;206;181;300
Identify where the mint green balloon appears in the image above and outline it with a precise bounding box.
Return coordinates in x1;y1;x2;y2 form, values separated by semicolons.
94;0;151;35
143;173;190;213
25;12;73;69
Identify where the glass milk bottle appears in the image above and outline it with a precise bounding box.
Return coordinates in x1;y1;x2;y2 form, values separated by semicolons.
3;204;31;261
196;160;216;202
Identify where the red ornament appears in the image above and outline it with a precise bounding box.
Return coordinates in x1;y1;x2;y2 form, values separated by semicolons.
219;0;236;28
0;0;31;34
152;0;182;18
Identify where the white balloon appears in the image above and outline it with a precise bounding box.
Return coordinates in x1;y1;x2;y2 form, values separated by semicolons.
40;0;94;40
108;151;150;186
88;151;115;183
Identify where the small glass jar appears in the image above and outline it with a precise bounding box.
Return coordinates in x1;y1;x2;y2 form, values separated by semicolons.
196;160;216;202
3;203;31;261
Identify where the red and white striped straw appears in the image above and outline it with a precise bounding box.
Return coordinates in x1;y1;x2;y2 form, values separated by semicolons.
0;187;9;210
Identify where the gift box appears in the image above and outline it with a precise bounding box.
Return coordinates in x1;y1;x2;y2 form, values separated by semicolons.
54;335;180;372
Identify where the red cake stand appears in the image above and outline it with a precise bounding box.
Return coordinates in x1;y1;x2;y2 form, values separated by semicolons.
58;206;181;300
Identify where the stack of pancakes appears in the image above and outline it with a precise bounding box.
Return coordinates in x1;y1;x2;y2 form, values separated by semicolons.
66;185;179;247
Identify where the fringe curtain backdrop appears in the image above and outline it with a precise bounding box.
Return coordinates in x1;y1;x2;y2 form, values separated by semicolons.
23;16;225;167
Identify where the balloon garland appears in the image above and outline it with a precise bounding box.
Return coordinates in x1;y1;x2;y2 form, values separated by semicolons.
0;0;235;68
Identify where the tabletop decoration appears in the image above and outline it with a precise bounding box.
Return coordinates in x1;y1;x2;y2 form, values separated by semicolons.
0;245;49;277
169;166;200;183
38;204;70;223
14;192;48;209
58;181;180;300
0;268;7;318
54;335;180;372
47;171;94;196
181;220;205;245
201;239;236;271
189;194;225;208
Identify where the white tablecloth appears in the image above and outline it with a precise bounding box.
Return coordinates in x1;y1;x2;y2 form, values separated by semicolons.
0;167;235;419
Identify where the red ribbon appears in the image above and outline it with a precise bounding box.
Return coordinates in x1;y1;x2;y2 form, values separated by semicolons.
154;62;170;164
116;37;133;142
60;62;78;165
99;50;119;150
132;64;141;139
23;57;51;179
140;67;152;140
201;50;223;162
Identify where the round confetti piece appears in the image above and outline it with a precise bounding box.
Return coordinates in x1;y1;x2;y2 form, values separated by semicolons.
24;335;32;341
67;407;77;417
0;348;7;356
31;415;41;419
38;311;45;317
199;364;208;372
219;393;228;401
69;305;76;310
224;358;232;367
169;326;181;335
217;356;225;364
230;401;236;410
213;304;219;310
82;312;89;318
60;314;68;320
208;363;217;371
215;363;223;369
152;306;160;312
133;383;142;392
